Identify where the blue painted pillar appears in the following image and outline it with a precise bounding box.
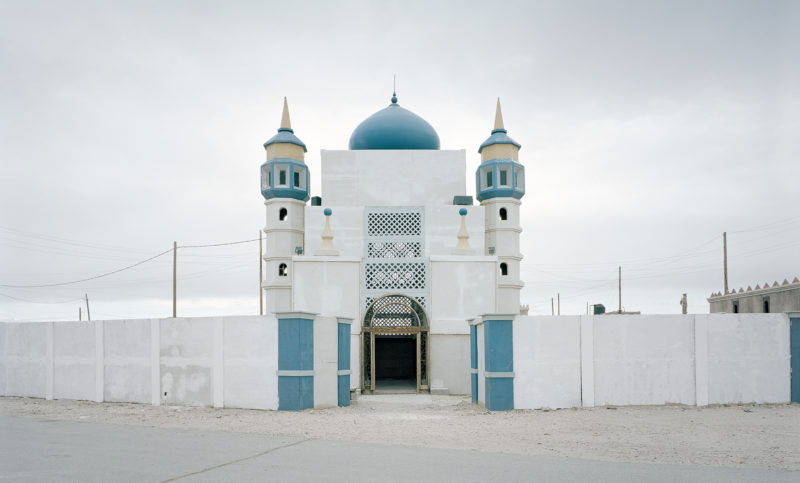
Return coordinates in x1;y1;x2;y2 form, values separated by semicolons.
470;322;478;403
276;312;316;410
483;316;514;411
791;316;800;404
337;317;352;407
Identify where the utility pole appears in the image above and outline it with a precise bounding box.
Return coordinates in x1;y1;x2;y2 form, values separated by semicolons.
723;231;728;294
172;241;177;318
551;297;554;315
259;230;263;316
79;307;82;321
557;293;561;315
618;266;622;313
85;293;91;321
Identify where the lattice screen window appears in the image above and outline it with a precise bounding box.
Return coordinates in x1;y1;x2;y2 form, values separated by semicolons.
365;262;426;291
367;212;422;236
367;241;422;259
362;207;429;312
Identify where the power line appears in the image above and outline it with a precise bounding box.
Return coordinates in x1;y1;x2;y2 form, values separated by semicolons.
179;239;260;249
0;236;262;289
0;248;173;288
0;293;84;304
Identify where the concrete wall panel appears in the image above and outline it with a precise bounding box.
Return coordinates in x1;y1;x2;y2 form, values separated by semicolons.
513;316;581;409
223;316;278;410
430;334;469;395
593;315;695;406
104;319;152;403
314;316;338;408
707;313;790;404
4;323;47;398
53;322;95;401
160;318;213;406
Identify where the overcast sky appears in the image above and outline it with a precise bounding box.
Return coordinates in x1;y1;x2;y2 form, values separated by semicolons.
1;0;798;321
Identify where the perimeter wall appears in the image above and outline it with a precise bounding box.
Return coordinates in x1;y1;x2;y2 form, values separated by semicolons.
0;314;353;411
502;313;791;410
1;313;793;411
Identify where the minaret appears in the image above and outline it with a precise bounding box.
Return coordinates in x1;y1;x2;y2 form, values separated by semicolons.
260;98;309;313
475;99;525;313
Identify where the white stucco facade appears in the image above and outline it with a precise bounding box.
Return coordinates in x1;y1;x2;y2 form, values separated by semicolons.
262;125;523;395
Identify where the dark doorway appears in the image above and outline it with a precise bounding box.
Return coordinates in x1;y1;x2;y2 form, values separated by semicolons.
361;294;429;394
375;335;416;391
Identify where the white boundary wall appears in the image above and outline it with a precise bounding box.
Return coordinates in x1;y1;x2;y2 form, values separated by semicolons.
1;313;790;410
0;316;280;410
513;313;791;409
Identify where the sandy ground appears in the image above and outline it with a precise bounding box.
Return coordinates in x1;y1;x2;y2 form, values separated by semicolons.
2;395;799;472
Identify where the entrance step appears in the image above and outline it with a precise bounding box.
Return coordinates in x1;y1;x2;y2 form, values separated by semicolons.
357;393;434;404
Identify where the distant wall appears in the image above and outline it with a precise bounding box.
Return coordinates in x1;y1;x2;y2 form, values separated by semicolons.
708;283;800;313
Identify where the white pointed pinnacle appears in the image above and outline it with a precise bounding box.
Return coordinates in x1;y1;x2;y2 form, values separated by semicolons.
314;207;339;256
494;97;504;131
452;208;475;255
280;97;292;130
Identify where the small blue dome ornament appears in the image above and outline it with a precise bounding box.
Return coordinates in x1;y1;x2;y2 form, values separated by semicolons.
324;208;332;216
459;208;467;216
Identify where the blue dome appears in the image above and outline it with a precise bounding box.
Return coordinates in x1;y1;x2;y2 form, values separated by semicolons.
349;94;440;150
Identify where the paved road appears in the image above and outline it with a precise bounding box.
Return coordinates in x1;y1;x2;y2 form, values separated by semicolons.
2;414;797;482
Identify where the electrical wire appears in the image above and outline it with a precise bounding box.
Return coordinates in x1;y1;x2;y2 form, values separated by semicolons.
0;293;85;304
179;239;260;249
0;248;174;288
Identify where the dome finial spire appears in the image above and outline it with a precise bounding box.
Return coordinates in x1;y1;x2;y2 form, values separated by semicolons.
391;75;398;104
494;97;505;131
280;97;292;131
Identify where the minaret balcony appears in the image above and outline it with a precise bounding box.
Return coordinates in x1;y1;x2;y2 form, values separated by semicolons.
475;158;525;202
260;157;310;201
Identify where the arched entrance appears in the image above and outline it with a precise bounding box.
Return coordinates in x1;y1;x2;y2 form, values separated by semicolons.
362;294;430;393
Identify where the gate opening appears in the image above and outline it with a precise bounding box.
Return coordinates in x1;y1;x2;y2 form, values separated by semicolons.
362;294;429;393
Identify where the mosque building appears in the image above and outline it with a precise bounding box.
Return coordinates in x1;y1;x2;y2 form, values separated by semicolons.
260;92;526;395
1;93;792;413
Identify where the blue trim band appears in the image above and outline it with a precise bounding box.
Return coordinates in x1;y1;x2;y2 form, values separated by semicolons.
475;159;525;202
478;130;521;152
264;130;308;151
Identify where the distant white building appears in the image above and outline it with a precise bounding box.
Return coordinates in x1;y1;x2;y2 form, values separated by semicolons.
259;93;526;397
708;277;800;314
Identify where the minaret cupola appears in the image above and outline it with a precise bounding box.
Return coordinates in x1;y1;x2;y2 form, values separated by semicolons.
260;98;310;201
475;99;525;202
